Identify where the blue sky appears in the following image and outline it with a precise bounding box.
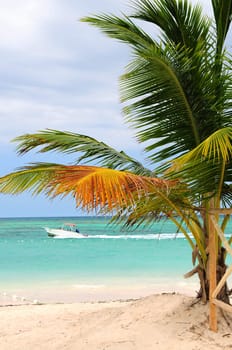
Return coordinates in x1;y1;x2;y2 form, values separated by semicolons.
0;0;231;217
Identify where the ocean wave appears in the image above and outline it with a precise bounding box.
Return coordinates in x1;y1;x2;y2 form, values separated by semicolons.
54;232;232;240
55;233;190;240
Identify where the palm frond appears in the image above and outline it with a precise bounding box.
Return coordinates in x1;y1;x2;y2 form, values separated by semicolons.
131;0;210;50
13;129;152;176
173;127;232;166
166;127;232;204
120;34;232;163
211;0;232;52
0;163;62;196
47;166;175;212
81;13;155;50
120;45;202;161
0;164;174;213
112;183;208;259
82;1;232;165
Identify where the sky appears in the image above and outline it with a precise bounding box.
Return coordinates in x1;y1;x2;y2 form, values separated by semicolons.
0;0;231;217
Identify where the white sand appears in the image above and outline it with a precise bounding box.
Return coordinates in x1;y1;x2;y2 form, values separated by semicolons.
0;293;232;349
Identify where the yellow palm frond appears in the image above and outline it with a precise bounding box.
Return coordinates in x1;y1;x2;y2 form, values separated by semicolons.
0;163;175;213
172;127;232;169
48;165;174;212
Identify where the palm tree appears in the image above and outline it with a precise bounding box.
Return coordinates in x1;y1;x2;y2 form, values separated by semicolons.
81;0;232;305
0;0;232;313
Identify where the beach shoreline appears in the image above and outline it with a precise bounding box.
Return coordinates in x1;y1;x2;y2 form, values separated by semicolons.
0;276;199;305
1;291;232;350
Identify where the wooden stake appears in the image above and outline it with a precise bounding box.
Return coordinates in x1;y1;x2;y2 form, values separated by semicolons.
209;212;217;332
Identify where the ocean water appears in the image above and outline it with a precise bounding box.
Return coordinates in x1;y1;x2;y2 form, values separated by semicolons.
0;216;231;303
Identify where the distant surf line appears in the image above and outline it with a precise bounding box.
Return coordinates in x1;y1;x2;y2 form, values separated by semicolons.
54;233;231;240
54;233;190;240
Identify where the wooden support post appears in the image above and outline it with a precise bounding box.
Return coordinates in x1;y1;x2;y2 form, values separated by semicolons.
207;209;232;330
209;213;217;332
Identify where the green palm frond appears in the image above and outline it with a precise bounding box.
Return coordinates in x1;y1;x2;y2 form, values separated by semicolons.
131;0;210;50
0;163;62;196
212;0;232;52
13;129;152;176
81;13;155;51
83;0;232;165
120;45;202;161
167;127;232;205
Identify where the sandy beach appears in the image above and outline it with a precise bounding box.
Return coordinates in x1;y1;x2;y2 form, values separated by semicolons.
1;292;232;350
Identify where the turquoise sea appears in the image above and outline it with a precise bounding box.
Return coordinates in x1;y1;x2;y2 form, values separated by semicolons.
0;216;231;303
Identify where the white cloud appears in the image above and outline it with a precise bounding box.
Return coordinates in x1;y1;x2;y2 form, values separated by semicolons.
0;0;55;49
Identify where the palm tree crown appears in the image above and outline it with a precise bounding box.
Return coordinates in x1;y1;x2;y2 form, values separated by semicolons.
82;0;232;165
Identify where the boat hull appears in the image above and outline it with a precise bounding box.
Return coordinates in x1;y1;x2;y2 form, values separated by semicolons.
44;227;87;239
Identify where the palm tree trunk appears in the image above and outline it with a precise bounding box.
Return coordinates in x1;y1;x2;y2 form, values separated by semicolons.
197;247;230;304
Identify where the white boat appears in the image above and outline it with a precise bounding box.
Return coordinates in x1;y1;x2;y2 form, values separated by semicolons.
44;223;88;238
